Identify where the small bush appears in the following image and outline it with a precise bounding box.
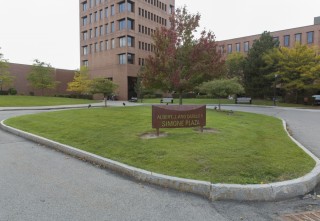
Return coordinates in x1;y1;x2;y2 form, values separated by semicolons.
8;88;17;95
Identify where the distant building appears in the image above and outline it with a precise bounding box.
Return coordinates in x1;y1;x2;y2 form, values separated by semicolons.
79;0;175;100
217;16;320;57
4;63;74;96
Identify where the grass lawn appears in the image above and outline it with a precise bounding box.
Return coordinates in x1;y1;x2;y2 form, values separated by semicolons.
140;98;308;107
5;106;315;184
0;96;98;107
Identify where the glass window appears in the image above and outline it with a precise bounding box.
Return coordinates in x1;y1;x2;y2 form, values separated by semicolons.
95;27;98;37
119;54;126;64
111;22;115;32
105;7;108;18
227;44;232;54
95;43;99;52
295;33;302;43
244;41;249;52
100;41;103;51
284;35;290;47
95;11;98;22
236;43;240;52
127;36;134;47
90;29;93;38
106;40;109;50
82;2;87;11
90;14;93;24
83;46;88;55
128;1;134;12
83;60;89;67
100;26;103;36
111;5;115;15
273;36;279;42
119;19;126;30
127;18;134;30
83;31;88;40
90;0;94;8
219;45;224;54
119;36;126;47
100;10;103;20
119;2;126;13
105;23;109;34
307;31;314;44
127;53;134;64
111;38;115;48
82;16;87;26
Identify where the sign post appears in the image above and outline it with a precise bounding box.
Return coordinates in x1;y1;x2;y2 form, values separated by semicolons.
152;105;206;135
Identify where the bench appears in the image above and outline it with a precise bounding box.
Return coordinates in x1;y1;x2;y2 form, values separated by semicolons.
160;97;173;104
235;97;252;104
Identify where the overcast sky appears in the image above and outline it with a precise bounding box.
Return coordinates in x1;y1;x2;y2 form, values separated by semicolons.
0;0;319;70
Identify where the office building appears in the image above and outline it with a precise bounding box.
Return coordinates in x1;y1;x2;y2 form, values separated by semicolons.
79;0;175;100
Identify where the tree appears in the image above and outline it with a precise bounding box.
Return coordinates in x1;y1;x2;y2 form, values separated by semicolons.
67;66;91;95
225;52;245;82
199;78;244;110
140;6;224;105
27;59;58;95
243;31;279;98
90;78;118;107
263;44;320;103
0;49;14;92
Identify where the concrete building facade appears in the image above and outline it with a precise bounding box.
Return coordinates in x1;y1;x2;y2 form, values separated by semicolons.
79;0;175;100
217;16;320;57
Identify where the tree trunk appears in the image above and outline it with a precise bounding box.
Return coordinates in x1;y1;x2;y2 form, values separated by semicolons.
104;95;107;107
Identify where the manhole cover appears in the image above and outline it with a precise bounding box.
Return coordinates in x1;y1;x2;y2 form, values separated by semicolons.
280;210;320;221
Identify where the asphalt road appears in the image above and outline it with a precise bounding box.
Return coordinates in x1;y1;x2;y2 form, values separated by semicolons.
1;106;320;221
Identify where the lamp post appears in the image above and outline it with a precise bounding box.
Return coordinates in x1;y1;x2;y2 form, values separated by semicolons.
273;74;278;106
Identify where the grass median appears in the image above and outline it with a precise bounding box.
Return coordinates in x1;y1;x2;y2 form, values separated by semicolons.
4;106;315;184
0;95;97;107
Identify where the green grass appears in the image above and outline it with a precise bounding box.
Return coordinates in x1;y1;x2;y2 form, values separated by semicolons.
5;106;315;184
140;98;308;107
0;96;98;107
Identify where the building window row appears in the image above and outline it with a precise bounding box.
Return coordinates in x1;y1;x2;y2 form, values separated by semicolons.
144;0;167;12
138;24;155;36
275;31;314;47
138;41;154;52
84;0;108;10
138;58;145;66
138;7;167;26
82;35;135;55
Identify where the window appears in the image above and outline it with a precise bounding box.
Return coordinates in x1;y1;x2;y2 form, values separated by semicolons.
82;16;87;26
119;54;126;64
100;41;103;51
119;2;126;13
119;19;126;30
284;35;290;47
100;26;103;36
127;53;134;64
128;1;134;12
127;36;134;47
105;7;108;18
83;60;89;67
127;18;134;30
119;36;126;47
95;11;98;22
219;45;224;54
100;10;103;20
90;13;93;24
227;44;232;54
90;0;94;8
89;44;93;53
95;27;98;37
82;2;87;11
295;33;302;43
106;40;109;50
273;36;279;42
82;31;88;40
95;43;99;52
244;41;249;52
111;5;115;15
307;31;314;44
236;43;240;52
105;23;109;34
111;22;115;32
83;46;88;55
111;38;115;48
90;29;93;38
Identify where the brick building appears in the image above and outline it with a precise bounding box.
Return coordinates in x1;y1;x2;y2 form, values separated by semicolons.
79;0;175;100
217;16;320;57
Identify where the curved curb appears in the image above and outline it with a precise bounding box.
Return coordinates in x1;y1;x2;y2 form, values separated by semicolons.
1;119;320;201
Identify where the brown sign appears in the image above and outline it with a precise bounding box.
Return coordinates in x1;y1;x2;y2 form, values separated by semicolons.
152;105;206;130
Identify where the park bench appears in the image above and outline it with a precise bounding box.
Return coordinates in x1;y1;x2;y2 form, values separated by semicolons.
129;97;138;102
160;97;174;104
235;97;252;104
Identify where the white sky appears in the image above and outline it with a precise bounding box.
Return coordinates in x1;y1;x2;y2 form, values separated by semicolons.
0;0;319;70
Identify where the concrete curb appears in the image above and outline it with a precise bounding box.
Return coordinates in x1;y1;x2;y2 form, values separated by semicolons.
1;118;320;201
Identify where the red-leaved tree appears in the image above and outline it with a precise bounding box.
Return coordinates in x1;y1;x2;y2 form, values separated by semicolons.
140;6;224;104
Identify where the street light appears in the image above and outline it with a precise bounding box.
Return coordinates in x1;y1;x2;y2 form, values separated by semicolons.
273;74;278;106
